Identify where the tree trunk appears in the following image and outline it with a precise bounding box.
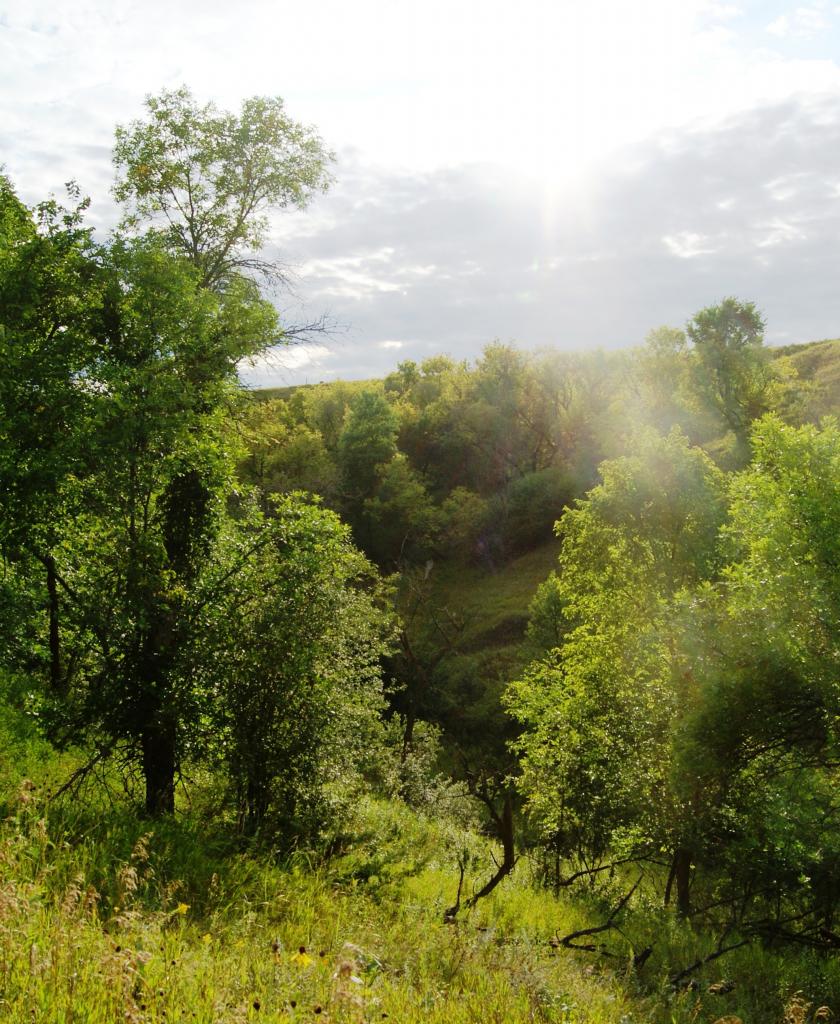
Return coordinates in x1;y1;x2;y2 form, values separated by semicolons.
400;708;415;765
44;553;63;694
35;552;65;695
141;720;176;815
666;847;693;917
244;775;270;836
446;790;516;919
465;790;516;906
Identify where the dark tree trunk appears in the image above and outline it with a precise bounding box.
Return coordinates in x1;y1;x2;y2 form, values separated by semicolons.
132;470;210;819
446;789;516;919
141;720;176;815
400;708;416;765
666;846;693;917
464;790;516;906
244;775;270;836
44;554;63;694
35;552;65;695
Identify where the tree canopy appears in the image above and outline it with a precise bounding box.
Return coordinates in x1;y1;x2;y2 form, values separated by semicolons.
113;86;333;289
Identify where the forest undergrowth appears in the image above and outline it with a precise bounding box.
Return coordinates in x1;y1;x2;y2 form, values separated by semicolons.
0;737;836;1024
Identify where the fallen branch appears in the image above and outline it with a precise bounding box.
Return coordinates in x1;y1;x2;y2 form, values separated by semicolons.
49;746;113;802
670;934;751;987
445;781;516;921
552;875;642;955
444;855;468;923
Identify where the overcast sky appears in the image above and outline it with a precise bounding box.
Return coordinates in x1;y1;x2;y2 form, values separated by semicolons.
3;0;840;384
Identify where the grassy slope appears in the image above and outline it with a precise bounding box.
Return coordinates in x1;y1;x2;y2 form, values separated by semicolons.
0;774;836;1024
421;339;840;680
779;338;840;419
427;541;562;662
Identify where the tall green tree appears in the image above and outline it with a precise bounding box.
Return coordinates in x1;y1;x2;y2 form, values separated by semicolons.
113;87;333;289
506;429;727;908
0;89;348;821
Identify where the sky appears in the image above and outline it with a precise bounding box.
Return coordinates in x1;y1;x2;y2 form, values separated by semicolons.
3;0;840;384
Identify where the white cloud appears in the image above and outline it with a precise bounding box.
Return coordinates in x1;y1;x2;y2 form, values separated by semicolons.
755;218;807;247
766;5;830;38
767;14;791;35
299;249;402;299
241;343;333;386
662;232;720;258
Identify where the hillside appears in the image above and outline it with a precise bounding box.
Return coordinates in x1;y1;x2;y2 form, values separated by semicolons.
0;761;834;1024
777;338;840;419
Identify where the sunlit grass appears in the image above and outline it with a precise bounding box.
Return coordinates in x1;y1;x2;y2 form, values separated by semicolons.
0;782;836;1023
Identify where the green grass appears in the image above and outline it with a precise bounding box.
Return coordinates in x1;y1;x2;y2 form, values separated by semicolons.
0;772;836;1024
427;540;561;659
778;338;840;420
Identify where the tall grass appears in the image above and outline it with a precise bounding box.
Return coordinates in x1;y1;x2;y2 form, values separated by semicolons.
0;757;836;1022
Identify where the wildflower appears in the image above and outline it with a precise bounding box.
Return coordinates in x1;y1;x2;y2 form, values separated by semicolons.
202;933;211;945
175;903;189;915
291;946;313;967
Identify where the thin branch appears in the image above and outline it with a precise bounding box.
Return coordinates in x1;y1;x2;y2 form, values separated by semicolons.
556;856;646;888
553;875;643;954
49;745;113;801
669;937;751;987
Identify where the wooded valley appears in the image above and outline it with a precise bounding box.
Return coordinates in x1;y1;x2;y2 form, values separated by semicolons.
2;87;840;1023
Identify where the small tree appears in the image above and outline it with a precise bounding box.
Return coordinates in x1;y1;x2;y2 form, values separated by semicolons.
685;297;773;454
196;494;393;836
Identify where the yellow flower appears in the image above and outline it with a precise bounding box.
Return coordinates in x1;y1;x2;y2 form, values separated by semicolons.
202;933;212;944
291;948;313;967
175;903;190;915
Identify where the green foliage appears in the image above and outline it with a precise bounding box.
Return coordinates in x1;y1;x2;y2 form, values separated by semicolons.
337;389;399;498
437;487;491;560
509;410;840;932
239;398;337;500
361;453;439;565
684;297;774;453
197;494;393;836
507;429;727;860
0;180;103;553
501;466;579;553
113;86;333;288
669;417;840;910
525;571;566;655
